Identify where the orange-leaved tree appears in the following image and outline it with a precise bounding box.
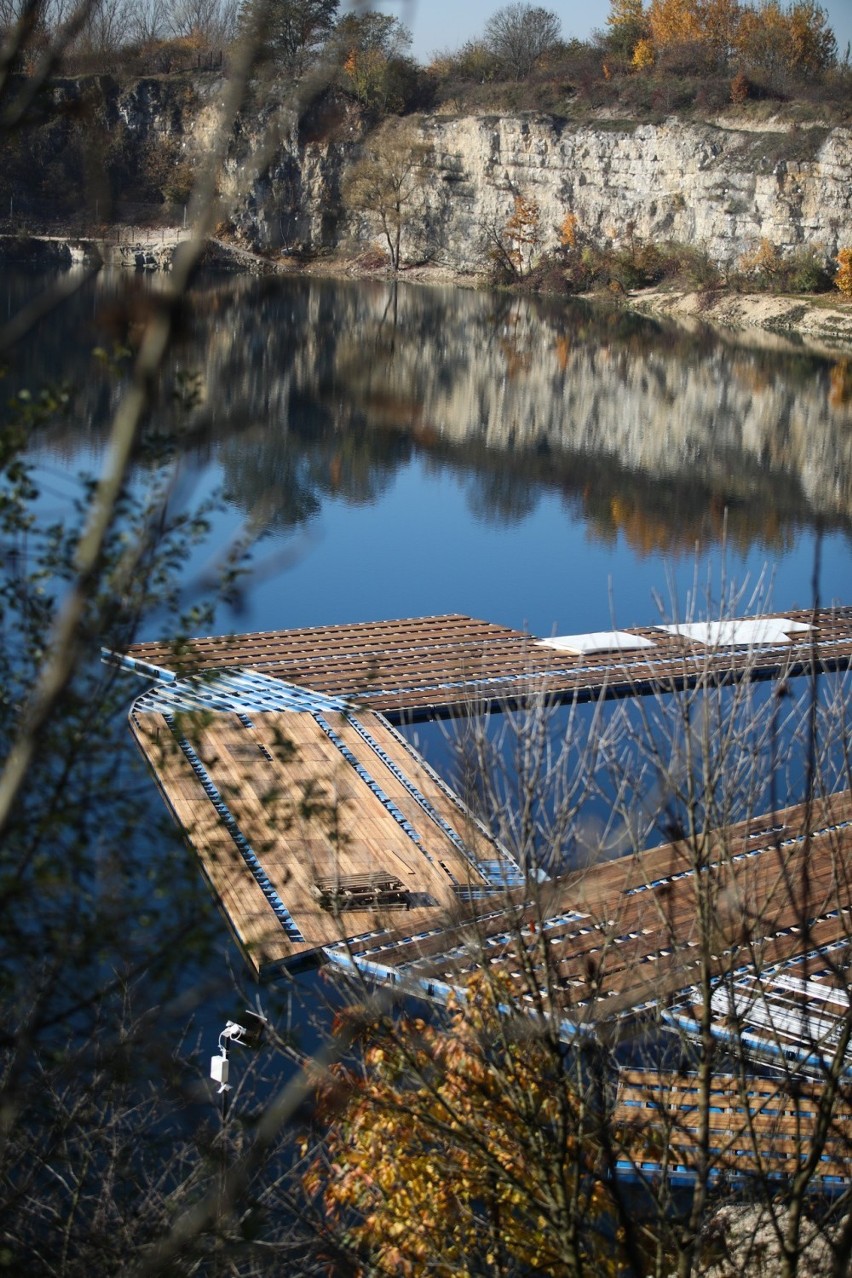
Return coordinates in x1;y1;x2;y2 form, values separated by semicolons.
631;36;656;68
701;0;742;68
835;247;852;299
560;210;580;250
305;970;624;1277
504;192;543;278
735;0;836;80
647;0;704;47
607;0;647;28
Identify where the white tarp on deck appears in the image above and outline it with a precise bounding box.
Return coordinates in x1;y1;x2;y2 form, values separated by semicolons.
538;631;657;655
656;617;812;647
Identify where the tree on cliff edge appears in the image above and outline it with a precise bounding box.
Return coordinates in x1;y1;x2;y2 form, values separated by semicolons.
239;0;338;73
342;119;432;271
483;2;562;79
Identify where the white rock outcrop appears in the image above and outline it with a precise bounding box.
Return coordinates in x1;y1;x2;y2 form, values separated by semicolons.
416;114;852;268
242;112;852;271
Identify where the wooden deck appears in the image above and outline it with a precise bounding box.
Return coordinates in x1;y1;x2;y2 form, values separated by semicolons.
328;789;852;1039
613;1069;852;1189
121;606;852;720
121;605;852;1195
123;604;852;1059
131;704;515;976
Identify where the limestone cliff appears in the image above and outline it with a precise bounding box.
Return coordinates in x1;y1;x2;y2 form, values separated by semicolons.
233;110;852;272
5;75;852;277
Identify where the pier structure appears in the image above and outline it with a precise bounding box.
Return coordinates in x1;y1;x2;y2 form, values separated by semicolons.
327;789;852;1073
121;606;852;721
119;606;852;1047
613;1069;852;1193
116;604;852;1194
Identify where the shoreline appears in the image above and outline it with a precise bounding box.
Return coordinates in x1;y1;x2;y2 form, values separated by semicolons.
4;230;852;356
254;248;852;356
624;287;852;357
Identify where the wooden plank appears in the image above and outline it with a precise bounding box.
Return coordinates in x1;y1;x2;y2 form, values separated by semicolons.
121;607;852;719
613;1069;852;1181
349;790;852;1029
131;705;511;974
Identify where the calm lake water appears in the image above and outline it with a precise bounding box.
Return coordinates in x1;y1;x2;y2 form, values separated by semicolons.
9;267;852;1021
15;270;852;637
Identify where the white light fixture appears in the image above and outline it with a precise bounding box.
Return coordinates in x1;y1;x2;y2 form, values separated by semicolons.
210;1013;268;1095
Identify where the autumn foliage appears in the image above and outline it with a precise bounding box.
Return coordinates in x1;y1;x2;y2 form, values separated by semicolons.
647;0;703;48
737;236;783;283
306;971;619;1277
835;248;852;300
559;210;579;249
504;193;544;277
609;0;837;80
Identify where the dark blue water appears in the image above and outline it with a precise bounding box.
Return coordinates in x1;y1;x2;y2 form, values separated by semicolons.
191;454;848;636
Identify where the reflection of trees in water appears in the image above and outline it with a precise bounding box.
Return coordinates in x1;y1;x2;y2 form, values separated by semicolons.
218;392;411;532
585;486;797;558
416;438;802;554
465;468;540;526
15;271;852;550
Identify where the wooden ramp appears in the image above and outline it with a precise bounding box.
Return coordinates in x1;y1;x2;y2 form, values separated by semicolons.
120;606;852;720
131;704;517;976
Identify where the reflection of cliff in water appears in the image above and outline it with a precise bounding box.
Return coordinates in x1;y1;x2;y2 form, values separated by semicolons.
21;272;852;554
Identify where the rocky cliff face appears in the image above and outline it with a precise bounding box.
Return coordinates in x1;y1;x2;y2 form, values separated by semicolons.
234;110;852;271
421;114;852;268
8;71;851;272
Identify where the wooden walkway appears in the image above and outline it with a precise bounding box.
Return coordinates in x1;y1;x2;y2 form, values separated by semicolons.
327;788;852;1043
121;606;852;721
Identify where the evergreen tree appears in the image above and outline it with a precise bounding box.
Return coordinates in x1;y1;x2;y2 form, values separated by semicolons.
605;0;649;58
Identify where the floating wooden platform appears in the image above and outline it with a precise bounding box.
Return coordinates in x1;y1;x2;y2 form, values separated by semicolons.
122;606;852;1070
122;606;852;721
131;703;520;976
614;1069;852;1191
119;607;852;1198
327;788;852;1056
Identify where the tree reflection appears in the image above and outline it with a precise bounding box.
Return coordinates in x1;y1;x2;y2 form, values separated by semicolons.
465;467;539;525
20;271;852;551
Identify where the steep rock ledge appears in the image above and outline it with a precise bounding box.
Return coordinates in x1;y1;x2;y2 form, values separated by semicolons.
235;112;852;273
